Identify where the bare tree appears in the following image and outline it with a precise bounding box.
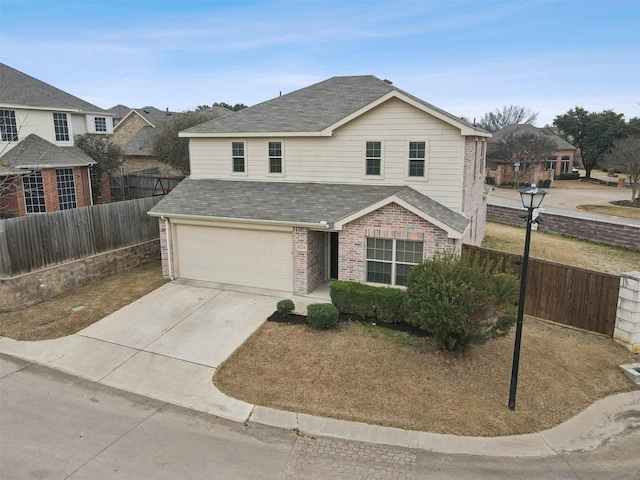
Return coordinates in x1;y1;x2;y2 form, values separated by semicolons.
603;136;640;202
478;105;539;133
488;132;557;183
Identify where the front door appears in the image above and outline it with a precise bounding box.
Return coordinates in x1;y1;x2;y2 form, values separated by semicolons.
329;231;339;280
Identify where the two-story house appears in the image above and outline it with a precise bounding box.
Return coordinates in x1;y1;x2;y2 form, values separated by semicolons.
0;63;113;217
149;76;491;296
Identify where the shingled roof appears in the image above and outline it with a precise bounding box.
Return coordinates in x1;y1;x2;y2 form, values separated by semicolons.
149;178;470;236
490;124;577;151
0;134;96;168
0;63;110;115
182;76;487;137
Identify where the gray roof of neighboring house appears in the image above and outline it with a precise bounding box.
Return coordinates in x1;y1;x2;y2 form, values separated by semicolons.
0;63;110;115
183;75;485;135
490;124;577;151
149;178;470;234
0;165;30;177
107;104;131;122
0;134;96;168
123;125;158;156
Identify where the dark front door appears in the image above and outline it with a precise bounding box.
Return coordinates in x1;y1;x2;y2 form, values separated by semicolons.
330;232;339;280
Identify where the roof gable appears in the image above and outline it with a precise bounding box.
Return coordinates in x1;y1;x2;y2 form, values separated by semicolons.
0;63;109;115
0;134;96;168
490;124;576;151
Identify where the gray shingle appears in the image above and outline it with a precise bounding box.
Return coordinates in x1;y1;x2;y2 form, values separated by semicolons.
490;124;577;151
150;179;468;235
0;63;109;115
0;134;96;168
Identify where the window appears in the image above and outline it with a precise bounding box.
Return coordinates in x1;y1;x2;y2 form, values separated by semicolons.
546;156;557;171
0;109;18;142
561;156;571;173
232;141;245;173
268;141;282;174
480;140;485;174
23;171;46;213
53;113;69;141
365;141;382;176
366;237;423;286
408;141;426;177
56;168;77;210
94;117;107;132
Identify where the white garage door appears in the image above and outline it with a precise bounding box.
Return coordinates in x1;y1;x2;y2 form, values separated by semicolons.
175;224;293;291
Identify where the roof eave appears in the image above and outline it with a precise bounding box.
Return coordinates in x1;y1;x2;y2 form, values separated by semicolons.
147;210;332;229
179;131;327;138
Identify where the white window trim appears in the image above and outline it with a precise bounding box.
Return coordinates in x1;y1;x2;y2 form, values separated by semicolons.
231;139;248;176
266;139;285;177
23;171;47;214
53;112;71;143
405;139;429;181
362;140;385;179
93;116;108;133
365;237;423;287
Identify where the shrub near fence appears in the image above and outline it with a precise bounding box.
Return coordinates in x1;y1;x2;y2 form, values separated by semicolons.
0;196;163;277
463;245;620;336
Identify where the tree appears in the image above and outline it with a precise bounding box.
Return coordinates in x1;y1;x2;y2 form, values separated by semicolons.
603;135;640;202
212;102;247;112
488;132;557;181
553;107;627;179
477;105;538;133
152;110;221;175
74;134;123;203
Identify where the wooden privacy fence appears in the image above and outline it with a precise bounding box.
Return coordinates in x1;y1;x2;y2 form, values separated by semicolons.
111;173;182;201
463;245;620;336
0;196;163;277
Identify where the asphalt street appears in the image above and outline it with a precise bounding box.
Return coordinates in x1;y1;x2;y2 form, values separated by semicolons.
2;356;639;480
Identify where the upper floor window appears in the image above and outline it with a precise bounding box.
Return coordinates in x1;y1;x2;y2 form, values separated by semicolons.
53;113;69;141
23;171;46;213
365;141;382;176
408;141;426;177
94;117;107;132
56;168;77;210
546;156;557;171
366;237;423;287
480;140;485;174
268;141;282;174
0;109;18;142
232;141;245;173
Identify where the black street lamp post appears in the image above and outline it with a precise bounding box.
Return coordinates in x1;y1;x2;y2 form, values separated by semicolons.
508;184;547;411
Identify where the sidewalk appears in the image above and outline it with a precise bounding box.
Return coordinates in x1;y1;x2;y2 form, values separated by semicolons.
1;280;638;457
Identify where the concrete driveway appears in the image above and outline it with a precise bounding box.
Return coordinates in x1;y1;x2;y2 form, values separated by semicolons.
0;281;284;422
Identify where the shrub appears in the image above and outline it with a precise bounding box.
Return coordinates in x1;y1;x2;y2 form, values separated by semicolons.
404;253;519;354
555;172;580;180
276;299;295;316
485;176;496;185
330;280;406;323
538;179;552;188
307;303;339;330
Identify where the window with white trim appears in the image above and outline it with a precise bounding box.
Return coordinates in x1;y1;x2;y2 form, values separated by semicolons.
232;141;245;173
268;141;282;174
23;171;46;213
546;156;557;171
366;238;423;286
561;156;571;173
94;117;107;132
56;168;77;210
0;109;18;142
53;112;70;141
365;141;382;176
408;141;426;177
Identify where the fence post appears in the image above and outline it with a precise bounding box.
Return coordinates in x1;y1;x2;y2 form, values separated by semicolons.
613;271;640;353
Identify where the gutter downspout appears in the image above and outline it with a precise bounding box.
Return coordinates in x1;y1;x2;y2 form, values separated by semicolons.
161;216;174;280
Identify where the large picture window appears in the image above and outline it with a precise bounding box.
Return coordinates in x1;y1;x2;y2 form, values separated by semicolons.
0;109;18;142
23;171;46;213
53;112;70;141
408;141;426;177
232;141;245;173
366;237;423;286
56;168;77;210
365;141;382;176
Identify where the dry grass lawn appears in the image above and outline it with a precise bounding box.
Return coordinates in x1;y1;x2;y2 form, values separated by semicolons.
214;317;637;437
482;222;640;274
0;261;165;341
577;204;640;221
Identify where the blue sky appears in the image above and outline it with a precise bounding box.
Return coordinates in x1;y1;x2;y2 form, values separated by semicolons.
1;0;638;126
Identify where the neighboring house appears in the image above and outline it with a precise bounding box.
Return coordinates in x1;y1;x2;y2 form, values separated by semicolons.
149;75;491;296
0;63;113;216
486;124;577;186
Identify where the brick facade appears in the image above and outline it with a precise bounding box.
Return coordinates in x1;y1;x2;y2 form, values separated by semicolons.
159;216;171;278
292;227;327;296
486;161;554;187
338;203;457;284
462;137;488;246
110;114;149;148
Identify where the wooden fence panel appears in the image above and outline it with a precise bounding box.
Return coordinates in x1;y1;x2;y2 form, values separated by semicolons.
463;245;620;336
0;196;163;277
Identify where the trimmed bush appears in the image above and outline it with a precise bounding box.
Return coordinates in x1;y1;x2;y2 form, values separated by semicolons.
405;253;519;354
330;280;406;323
538;179;552;188
555;172;580;180
276;299;295;316
485;176;496;185
307;303;339;330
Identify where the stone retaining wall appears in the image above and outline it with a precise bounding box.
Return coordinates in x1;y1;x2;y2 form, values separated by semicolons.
487;205;640;251
0;240;160;312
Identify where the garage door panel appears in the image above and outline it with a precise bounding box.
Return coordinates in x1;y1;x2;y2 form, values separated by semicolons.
175;225;293;291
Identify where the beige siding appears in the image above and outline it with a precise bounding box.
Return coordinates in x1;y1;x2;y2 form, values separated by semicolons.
189;97;465;210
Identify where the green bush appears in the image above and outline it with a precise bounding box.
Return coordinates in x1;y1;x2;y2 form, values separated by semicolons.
555;172;580;180
330;281;406;323
485;176;496;185
276;299;295;315
538;179;552;188
307;303;339;330
404;253;519;354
